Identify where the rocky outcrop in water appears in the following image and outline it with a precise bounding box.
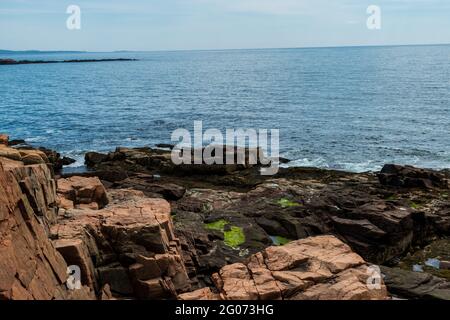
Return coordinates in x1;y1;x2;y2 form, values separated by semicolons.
0;140;75;173
0;58;137;65
379;164;449;189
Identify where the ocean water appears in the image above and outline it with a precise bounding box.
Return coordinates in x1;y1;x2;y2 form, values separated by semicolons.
1;45;449;172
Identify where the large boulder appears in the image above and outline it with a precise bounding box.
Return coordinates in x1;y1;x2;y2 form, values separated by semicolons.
57;176;109;209
85;152;108;167
0;145;22;161
180;235;388;300
51;189;191;299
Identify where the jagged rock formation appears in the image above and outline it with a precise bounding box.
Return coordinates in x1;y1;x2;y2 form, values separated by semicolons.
53;184;191;299
0;146;191;300
1;154;388;300
0;157;93;300
179;235;388;300
57;176;109;210
0;142;74;172
2;137;450;300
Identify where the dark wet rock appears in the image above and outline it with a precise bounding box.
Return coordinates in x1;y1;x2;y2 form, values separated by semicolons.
257;217;289;237
98;265;134;296
62;170;130;183
173;172;450;270
84;146;272;185
112;175;186;200
85;152;109;167
61;156;76;166
378;164;449;189
279;157;290;164
141;182;186;200
155;143;175;149
381;266;450;300
0;59;16;65
8;139;27;146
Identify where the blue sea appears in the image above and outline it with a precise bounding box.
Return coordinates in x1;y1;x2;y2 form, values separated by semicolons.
1;45;449;172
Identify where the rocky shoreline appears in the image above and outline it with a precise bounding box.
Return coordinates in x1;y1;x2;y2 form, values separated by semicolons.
1;133;450;300
0;58;137;65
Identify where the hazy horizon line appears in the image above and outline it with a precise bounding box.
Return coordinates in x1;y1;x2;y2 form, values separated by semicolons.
2;42;450;54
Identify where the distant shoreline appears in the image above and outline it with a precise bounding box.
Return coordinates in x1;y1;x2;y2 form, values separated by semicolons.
0;58;137;65
1;43;449;55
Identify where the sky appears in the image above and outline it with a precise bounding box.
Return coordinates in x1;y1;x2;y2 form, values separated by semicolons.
1;0;449;51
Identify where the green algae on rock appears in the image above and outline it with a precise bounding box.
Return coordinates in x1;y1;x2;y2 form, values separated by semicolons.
205;219;229;231
204;220;245;249
276;198;300;208
224;226;246;248
409;201;422;209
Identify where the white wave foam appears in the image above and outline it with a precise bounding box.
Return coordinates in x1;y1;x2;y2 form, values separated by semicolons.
62;153;85;168
282;157;382;173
